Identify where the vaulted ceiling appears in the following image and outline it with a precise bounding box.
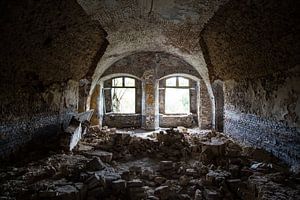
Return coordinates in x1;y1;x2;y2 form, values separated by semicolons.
76;0;228;92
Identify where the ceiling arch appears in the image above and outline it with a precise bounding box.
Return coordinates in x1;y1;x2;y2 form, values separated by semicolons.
76;0;226;124
76;0;228;89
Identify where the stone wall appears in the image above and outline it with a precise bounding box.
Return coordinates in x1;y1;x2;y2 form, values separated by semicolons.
101;52;202;80
200;0;300;167
200;0;299;81
200;80;213;129
0;0;107;159
103;114;142;128
212;80;224;132
159;114;198;128
100;52;213;129
224;69;300;166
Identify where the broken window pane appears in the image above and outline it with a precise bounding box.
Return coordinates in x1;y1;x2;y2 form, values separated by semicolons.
178;77;189;87
111;88;135;113
112;77;123;87
124;77;135;87
165;88;190;114
166;77;176;87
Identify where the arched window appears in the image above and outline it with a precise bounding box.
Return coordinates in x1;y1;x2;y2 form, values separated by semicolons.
164;76;190;114
104;77;136;113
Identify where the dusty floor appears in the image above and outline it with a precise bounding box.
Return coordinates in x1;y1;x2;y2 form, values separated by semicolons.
0;127;300;200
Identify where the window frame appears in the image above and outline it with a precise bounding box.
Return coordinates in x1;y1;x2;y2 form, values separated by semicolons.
163;76;191;115
165;76;190;88
111;77;136;88
104;76;137;114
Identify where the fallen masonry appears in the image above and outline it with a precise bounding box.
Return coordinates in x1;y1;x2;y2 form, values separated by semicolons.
0;127;299;200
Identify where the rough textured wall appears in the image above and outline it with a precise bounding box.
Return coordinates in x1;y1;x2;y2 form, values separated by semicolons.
0;0;107;159
200;80;213;129
224;69;300;167
103;114;142;129
101;52;201;80
212;80;224;132
201;0;300;81
77;0;228;93
100;52;213;129
201;0;300;167
159;114;198;128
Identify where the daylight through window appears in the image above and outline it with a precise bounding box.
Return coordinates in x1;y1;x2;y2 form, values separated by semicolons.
165;77;190;114
109;77;136;113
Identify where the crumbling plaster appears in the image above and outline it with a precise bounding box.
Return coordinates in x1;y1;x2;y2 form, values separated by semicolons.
225;67;300;129
0;0;108;158
88;52;213;129
77;0;230;128
200;0;300;166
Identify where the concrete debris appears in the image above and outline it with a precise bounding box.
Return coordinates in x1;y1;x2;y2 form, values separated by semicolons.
250;162;273;171
203;188;221;200
60;116;82;151
194;189;203;200
85;157;106;171
206;169;231;185
60;110;93;151
112;179;126;191
154;185;169;200
83;150;113;163
0;128;299;200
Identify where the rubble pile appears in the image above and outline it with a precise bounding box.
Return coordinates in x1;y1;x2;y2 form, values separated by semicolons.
60;110;94;152
1;127;299;200
156;129;191;160
93;132;160;161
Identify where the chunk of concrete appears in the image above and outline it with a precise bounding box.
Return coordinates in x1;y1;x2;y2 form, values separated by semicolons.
83;150;113;163
154;186;169;200
127;179;144;187
203;188;221;200
55;185;80;200
112;179;126;191
85;157;106;171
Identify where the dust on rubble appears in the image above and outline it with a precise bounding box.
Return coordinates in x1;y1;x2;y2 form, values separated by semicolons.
1;126;299;200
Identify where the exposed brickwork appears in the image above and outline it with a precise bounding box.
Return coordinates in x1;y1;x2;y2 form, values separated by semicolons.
200;0;300;167
99;52;213;129
0;0;107;158
103;114;142;128
212;80;224;132
90;85;100;126
200;80;213;129
159;114;198;128
223;69;300;167
0;113;61;159
101;52;201;80
225;110;300;167
78;0;227;54
201;0;300;80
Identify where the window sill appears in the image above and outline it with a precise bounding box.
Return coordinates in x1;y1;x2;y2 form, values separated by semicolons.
105;113;140;116
160;113;194;117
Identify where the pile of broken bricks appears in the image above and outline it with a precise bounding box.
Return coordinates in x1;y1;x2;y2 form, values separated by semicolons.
1;126;300;200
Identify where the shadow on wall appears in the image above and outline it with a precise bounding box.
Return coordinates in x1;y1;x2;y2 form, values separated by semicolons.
212;80;224;132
